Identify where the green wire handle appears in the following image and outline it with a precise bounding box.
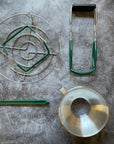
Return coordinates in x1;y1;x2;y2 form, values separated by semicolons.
69;40;97;75
0;100;49;105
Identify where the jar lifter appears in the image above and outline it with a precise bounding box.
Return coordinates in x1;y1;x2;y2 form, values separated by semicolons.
69;4;97;75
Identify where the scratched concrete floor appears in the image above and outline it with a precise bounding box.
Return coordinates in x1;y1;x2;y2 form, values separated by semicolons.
0;0;114;144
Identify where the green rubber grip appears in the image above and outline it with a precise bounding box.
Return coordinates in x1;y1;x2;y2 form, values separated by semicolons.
92;40;97;68
69;40;73;70
69;40;97;75
0;100;49;105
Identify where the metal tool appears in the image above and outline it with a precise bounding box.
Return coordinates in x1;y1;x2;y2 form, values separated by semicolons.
69;4;97;75
0;100;49;105
0;13;60;84
58;86;109;137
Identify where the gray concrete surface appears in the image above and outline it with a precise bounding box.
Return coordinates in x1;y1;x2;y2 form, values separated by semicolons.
0;0;114;143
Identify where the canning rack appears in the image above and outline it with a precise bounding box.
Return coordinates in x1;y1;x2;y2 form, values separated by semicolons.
0;13;60;84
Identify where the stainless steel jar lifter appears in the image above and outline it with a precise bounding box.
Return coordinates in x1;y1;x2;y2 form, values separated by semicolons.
69;4;97;75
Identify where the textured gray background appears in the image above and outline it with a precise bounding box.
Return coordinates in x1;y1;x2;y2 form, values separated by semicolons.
0;0;114;144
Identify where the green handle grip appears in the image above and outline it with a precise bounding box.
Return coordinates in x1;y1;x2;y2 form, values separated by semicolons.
92;40;97;68
69;40;97;75
0;100;49;105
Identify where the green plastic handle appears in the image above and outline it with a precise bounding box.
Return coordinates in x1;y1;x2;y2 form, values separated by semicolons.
0;100;49;105
69;40;97;75
92;40;97;68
